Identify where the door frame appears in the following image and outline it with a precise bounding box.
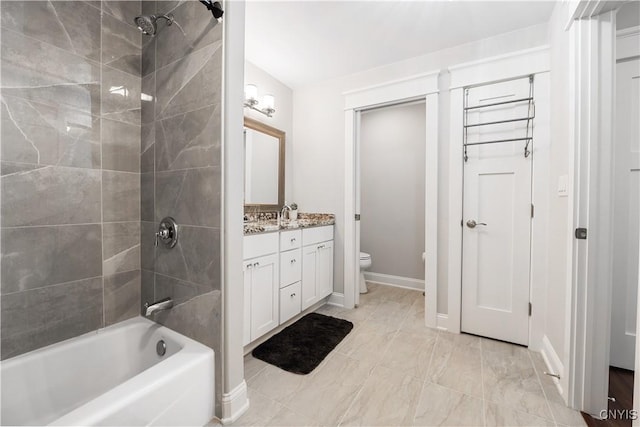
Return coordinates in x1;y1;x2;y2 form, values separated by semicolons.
343;71;439;328
446;46;551;346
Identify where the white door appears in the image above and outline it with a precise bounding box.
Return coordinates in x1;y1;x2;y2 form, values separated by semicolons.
610;59;640;370
243;261;252;345
250;254;279;339
302;245;318;310
461;77;533;346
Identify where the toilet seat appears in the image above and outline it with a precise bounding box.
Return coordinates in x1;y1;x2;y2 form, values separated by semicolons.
360;252;371;260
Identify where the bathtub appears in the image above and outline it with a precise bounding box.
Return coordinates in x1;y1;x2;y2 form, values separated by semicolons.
0;317;215;426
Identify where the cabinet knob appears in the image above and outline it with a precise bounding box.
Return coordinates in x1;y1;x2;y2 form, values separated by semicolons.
291;293;296;297
290;238;296;243
290;258;296;264
253;262;259;267
247;264;252;269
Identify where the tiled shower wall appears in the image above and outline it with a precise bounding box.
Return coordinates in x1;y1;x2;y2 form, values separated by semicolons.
0;1;143;359
139;0;223;411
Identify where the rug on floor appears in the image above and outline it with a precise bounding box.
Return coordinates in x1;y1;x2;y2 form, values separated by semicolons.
251;312;354;375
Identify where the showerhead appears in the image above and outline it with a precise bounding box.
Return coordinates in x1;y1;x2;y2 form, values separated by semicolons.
134;13;174;36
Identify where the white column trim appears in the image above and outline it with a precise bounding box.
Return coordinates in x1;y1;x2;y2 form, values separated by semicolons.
220;381;249;425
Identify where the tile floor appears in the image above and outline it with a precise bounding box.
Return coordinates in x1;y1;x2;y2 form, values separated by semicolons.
236;283;587;426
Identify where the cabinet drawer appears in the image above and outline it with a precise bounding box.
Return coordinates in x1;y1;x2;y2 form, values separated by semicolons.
280;229;302;251
280;248;302;287
280;282;301;324
243;232;278;260
302;225;334;246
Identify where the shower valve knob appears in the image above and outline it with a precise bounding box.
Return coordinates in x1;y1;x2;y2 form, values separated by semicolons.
155;217;178;248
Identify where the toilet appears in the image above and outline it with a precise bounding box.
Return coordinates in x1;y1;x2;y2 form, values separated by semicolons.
359;252;372;294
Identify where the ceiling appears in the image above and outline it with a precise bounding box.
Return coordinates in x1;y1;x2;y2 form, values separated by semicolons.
245;1;556;89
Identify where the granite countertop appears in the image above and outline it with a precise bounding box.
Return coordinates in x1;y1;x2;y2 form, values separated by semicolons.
243;213;335;235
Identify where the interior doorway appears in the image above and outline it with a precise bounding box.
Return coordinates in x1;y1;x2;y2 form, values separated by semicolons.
358;101;426;299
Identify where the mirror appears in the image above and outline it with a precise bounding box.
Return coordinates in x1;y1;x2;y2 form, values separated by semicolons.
244;117;285;210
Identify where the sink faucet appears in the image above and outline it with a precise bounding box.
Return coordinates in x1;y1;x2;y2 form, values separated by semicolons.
281;204;292;221
144;297;173;316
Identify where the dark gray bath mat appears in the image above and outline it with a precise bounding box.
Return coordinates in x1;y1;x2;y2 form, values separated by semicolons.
251;312;353;375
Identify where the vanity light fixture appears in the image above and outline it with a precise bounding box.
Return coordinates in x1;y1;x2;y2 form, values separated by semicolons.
244;84;276;117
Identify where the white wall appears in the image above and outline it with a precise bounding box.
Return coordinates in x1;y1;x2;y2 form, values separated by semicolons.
544;0;573;375
292;23;549;305
360;102;426;281
244;61;294;203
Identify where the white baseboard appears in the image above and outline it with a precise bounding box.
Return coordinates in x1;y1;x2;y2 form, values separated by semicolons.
364;272;425;291
541;335;565;399
328;292;345;307
436;313;448;331
220;380;249;425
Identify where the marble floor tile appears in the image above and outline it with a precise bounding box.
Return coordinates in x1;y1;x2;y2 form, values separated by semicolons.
413;382;484;426
547;400;588;426
484;401;555;426
379;330;437;381
231;388;284;427
483;372;553;420
286;352;373;426
340;365;422;426
368;300;412;330
247;363;312;405
243;354;268;382
335;321;396;364
427;332;484;398
266;405;320;427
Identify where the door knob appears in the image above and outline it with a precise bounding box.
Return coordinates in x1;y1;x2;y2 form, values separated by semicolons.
466;219;487;228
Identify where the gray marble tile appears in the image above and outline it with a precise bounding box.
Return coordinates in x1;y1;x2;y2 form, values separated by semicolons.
1;224;102;294
336;321;395;365
154;289;220;350
547;400;588;426
155;167;221;227
484;401;555;427
0;161;40;176
140;140;154;174
1;95;101;169
155;104;221;171
154;225;219;288
104;270;141;326
102;118;140;172
102;13;141;77
141;122;155;158
0;1;101;62
140;221;156;271
103;222;141;276
155;40;222;119
154;272;211;306
483;372;552;420
141;268;155;312
340;365;422;426
101;66;141;125
247;363;310;405
103;170;140;222
1;29;101;117
102;1;142;25
1;165;101;227
154;0;222;71
140;172;155;222
141;72;155;124
413;382;484;426
140;1;156;76
1;277;103;360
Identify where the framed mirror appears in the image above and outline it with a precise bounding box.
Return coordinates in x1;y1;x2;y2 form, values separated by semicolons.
244;117;285;211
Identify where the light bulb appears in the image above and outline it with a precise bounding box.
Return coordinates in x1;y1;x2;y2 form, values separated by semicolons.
262;94;275;110
244;84;258;102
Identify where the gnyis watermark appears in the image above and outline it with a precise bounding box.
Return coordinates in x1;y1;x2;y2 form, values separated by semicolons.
599;409;639;420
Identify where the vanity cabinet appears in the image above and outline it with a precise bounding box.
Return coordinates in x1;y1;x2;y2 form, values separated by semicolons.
301;226;334;310
243;225;334;346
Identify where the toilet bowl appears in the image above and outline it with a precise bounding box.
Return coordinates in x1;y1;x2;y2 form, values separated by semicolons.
359;252;372;294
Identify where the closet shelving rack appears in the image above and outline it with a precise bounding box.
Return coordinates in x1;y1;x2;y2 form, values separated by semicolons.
463;75;535;162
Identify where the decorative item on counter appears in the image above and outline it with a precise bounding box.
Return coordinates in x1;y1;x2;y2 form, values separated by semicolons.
289;203;298;220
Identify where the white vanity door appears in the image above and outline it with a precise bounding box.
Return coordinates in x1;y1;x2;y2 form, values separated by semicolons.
249;254;279;340
302;245;318;310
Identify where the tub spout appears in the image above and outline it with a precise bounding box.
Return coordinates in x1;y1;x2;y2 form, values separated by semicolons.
144;297;173;316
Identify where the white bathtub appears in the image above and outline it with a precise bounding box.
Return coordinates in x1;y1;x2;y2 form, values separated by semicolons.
0;317;215;426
